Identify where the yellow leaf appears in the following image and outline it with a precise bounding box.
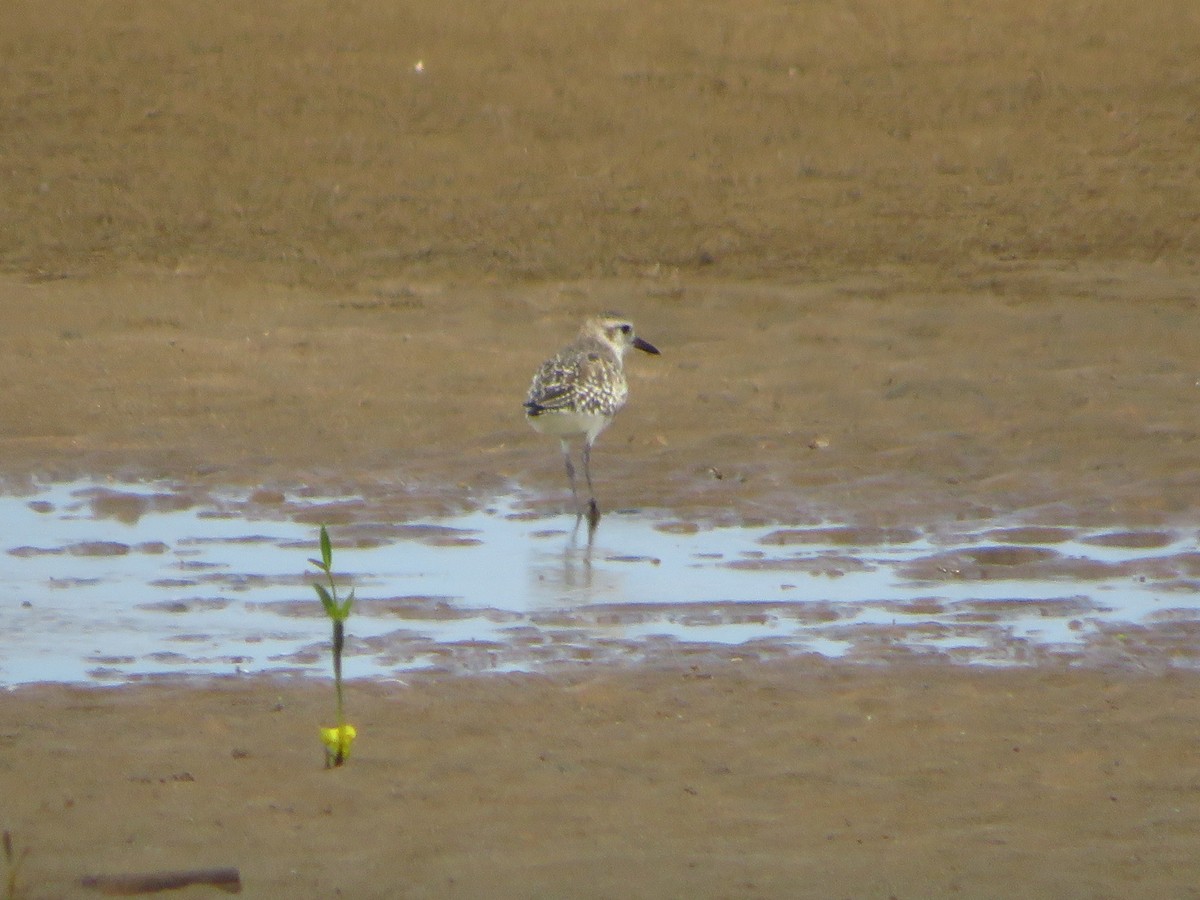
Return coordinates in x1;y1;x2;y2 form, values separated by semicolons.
320;724;358;763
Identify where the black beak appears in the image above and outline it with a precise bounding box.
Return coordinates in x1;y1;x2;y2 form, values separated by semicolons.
633;336;660;355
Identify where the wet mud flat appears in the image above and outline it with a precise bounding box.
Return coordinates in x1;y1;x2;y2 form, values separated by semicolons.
4;480;1200;686
3;297;1195;900
4;663;1200;897
4;478;1200;895
3;263;1200;529
3;0;1200;893
2;254;1197;900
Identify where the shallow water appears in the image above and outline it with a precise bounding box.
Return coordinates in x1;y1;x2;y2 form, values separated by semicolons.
2;481;1199;685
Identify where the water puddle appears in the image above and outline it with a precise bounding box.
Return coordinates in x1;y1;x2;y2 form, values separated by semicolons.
3;481;1200;684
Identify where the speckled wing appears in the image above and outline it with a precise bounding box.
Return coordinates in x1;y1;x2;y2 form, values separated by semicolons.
572;352;628;417
524;349;627;418
524;352;578;416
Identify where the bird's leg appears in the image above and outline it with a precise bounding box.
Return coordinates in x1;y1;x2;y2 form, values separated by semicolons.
560;439;582;518
582;440;600;532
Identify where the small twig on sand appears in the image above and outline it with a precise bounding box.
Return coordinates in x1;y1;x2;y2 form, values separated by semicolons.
79;867;242;895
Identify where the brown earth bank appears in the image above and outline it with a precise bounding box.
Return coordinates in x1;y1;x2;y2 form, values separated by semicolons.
2;1;1200;897
2;0;1198;285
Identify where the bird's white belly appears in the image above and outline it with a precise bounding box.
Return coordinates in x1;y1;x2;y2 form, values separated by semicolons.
527;409;612;442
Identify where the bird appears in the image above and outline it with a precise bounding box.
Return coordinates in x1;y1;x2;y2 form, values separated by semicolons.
524;313;659;530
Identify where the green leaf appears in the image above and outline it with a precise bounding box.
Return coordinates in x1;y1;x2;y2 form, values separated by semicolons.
319;526;333;570
339;588;355;619
313;581;337;617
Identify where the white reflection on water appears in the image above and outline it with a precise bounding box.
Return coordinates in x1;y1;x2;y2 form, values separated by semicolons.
1;481;1198;684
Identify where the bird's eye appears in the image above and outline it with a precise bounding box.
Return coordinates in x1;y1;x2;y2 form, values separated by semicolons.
619;324;632;335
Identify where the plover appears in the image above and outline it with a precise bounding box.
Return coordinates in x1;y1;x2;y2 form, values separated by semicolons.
524;314;660;528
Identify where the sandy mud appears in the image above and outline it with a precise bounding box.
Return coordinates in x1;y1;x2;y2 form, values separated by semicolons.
2;1;1200;896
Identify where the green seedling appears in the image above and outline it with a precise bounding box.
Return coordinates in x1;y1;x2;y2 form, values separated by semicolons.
310;525;356;768
3;830;28;900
